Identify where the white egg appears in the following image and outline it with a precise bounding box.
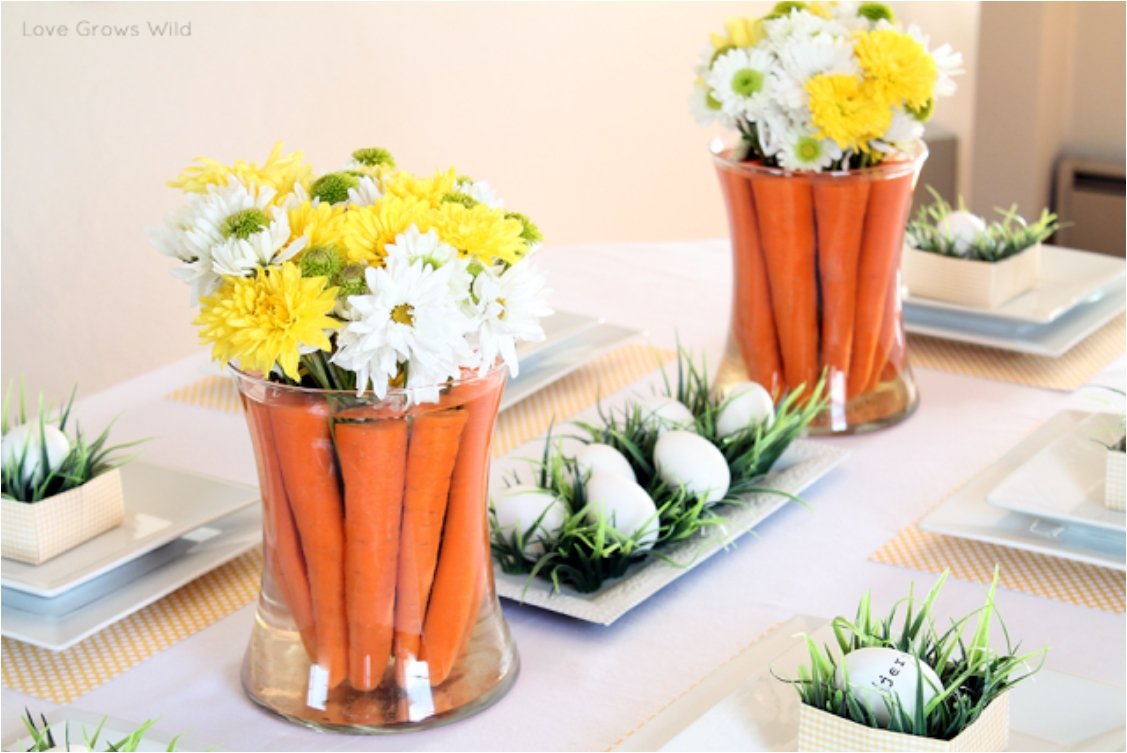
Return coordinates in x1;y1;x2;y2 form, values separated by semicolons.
584;472;660;551
1;422;70;483
833;647;944;726
652;430;731;505
490;485;568;559
715;381;776;438
635;395;695;433
938;210;987;256
574;443;636;483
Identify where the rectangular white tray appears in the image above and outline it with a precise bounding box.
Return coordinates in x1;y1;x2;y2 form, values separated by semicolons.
919;411;1126;571
1;505;261;651
492;440;847;625
3;708;210;752
1;462;259;598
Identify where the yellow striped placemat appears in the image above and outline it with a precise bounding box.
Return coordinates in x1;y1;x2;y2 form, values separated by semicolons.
3;343;674;704
871;525;1124;613
907;314;1125;391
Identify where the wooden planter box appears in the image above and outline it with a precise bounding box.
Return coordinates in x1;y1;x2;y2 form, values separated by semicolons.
1;468;125;564
1106;449;1126;512
904;245;1041;309
798;694;1009;752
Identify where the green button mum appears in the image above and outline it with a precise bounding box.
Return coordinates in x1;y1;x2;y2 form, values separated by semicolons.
732;68;765;97
310;172;359;205
220;208;269;240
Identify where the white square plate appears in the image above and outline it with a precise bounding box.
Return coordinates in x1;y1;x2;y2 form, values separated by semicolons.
611;615;1126;752
919;411;1126;571
905;245;1126;325
1;462;259;598
1;505;261;651
492;439;847;625
987;412;1126;534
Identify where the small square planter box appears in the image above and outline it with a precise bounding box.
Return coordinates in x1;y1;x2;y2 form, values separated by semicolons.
904;244;1041;309
797;694;1009;752
1;468;125;564
1106;448;1126;512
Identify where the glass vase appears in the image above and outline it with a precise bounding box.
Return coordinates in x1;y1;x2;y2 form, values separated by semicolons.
713;146;927;434
233;364;518;732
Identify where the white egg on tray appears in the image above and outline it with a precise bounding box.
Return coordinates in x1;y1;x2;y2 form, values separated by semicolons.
574;442;636;483
652;430;731;505
634;395;695;433
584;472;660;551
937;209;987;256
491;484;569;558
2;422;71;483
715;381;775;438
833;646;944;726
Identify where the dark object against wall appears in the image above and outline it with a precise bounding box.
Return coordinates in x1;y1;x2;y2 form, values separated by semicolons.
1054;158;1126;257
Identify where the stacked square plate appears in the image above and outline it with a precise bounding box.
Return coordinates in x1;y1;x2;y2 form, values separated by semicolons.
920;411;1126;571
903;245;1126;356
1;463;261;650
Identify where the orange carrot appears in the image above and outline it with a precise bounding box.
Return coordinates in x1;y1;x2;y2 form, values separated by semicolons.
243;396;318;661
867;273;906;392
269;396;349;689
751;173;819;393
813;179;871;400
718;166;784;394
421;377;505;685
393;409;469;680
847;172;915;397
336;418;408;692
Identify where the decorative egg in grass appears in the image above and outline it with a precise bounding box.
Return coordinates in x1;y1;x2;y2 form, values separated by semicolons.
653;430;730;505
584;472;660;551
833;647;944;727
937;210;987;256
1;422;70;483
491;485;568;558
574;443;636;483
715;381;775;438
635;395;695;433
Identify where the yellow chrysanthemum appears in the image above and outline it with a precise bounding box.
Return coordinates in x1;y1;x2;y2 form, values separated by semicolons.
288;201;347;250
436;203;527;266
854;29;937;110
169;142;313;201
806;73;892;153
193;263;339;381
380;168;459;207
710;16;761;50
341;196;434;265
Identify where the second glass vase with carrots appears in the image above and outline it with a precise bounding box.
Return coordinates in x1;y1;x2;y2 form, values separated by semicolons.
235;365;518;731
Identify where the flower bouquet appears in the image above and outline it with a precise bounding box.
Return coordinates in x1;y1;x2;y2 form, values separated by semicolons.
694;1;961;433
150;144;550;730
904;191;1061;308
491;350;826;595
1;386;138;565
787;571;1044;752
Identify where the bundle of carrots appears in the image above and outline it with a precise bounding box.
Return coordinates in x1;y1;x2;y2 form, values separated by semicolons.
243;368;506;699
718;159;916;409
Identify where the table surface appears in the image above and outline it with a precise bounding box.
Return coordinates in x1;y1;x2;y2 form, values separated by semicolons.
3;239;1125;751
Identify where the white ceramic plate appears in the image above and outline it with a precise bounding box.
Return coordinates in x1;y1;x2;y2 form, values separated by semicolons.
987;412;1126;534
611;615;1127;752
514;309;602;360
903;273;1125;357
3;708;211;752
501;322;642;412
919;412;1126;572
905;246;1126;325
492;440;847;625
0;505;261;651
1;462;259;598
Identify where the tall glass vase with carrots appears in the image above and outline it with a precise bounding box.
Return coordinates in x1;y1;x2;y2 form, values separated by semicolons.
149;144;550;730
691;1;961;433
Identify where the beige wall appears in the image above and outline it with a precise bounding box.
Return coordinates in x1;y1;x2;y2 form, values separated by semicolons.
970;1;1126;217
2;1;979;399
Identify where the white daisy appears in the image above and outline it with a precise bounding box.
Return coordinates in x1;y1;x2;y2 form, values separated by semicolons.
383;225;473;310
468;260;553;378
210;205;306;278
706;47;777;122
332;259;474;402
763;8;847;46
775;129;843;172
872;110;925;154
455;179;504;209
689;82;731;127
904;24;964;99
347;175;382;207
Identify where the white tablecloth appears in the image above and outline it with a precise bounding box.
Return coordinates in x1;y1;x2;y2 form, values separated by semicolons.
3;240;1124;750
